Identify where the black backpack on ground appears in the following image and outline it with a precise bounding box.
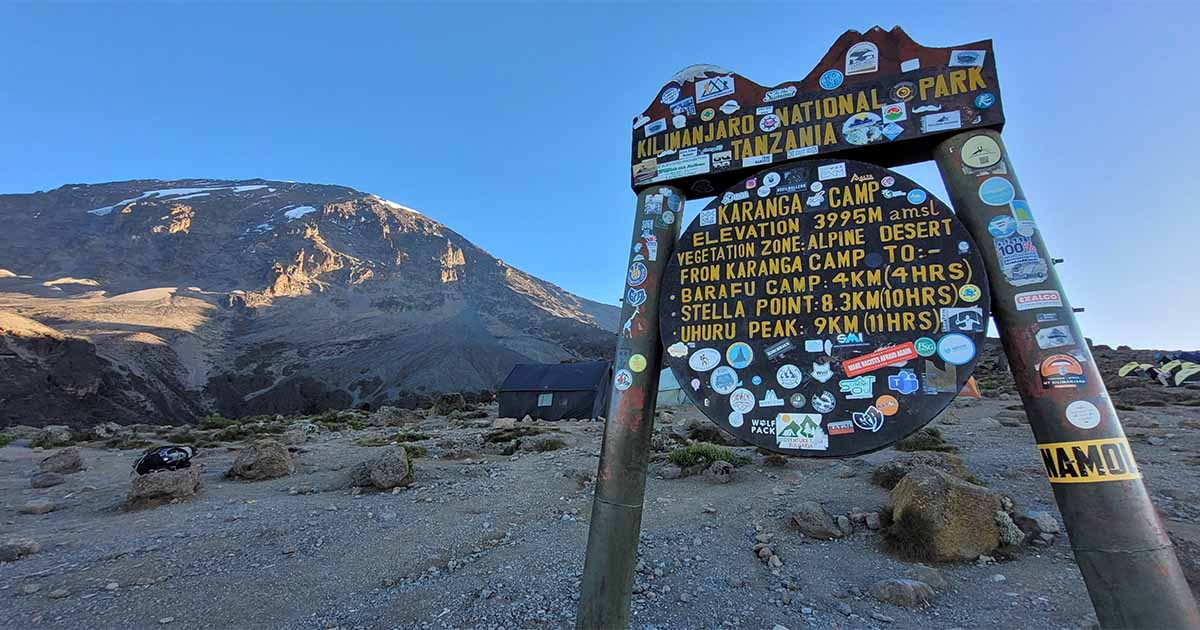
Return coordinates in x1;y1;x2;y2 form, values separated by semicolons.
133;446;195;475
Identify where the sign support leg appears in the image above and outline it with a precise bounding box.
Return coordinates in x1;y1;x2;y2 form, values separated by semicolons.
576;186;684;630
933;130;1200;629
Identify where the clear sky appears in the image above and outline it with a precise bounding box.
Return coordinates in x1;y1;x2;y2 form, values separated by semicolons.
1;3;1197;349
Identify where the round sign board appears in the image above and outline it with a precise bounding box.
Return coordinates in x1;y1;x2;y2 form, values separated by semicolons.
660;159;990;457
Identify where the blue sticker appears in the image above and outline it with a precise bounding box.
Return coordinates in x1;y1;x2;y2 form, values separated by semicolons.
660;85;681;105
882;122;904;140
907;189;927;205
727;342;754;369
988;215;1017;238
626;287;647;307
752;375;763;385
819;69;844;90
978;177;1015;206
627;262;647;287
937;333;976;366
888;370;920;395
974;92;995;109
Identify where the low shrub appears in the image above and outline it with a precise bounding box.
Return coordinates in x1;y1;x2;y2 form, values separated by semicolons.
0;433;11;448
894;427;955;453
666;442;748;469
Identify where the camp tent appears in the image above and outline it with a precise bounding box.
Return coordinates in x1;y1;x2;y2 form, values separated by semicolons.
497;361;611;421
656;368;689;407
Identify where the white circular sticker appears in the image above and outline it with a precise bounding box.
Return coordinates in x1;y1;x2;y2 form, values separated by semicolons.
776;364;803;389
710;366;738;395
937;333;976;366
728;411;744;428
688;348;721;372
762;172;781;188
729;388;756;414
810;181;824;193
615;369;633;391
1065;400;1101;430
757;185;771;198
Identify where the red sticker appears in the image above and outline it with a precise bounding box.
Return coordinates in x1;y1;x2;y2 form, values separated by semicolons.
842;342;918;377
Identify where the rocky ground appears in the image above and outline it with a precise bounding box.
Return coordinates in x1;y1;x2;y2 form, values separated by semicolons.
1;392;1198;630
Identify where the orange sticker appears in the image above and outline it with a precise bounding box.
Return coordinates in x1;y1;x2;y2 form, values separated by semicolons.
875;395;899;416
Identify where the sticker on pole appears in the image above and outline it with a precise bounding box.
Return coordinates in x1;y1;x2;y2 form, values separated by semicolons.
659;159;991;457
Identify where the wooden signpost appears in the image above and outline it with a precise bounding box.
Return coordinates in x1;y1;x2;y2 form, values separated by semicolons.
578;26;1200;630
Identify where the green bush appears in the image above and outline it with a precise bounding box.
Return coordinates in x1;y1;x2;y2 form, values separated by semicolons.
533;438;566;452
881;506;938;562
402;444;426;459
356;431;429;447
894;427;955;453
484;426;550;443
666;442;748;469
0;433;12;448
200;415;239;430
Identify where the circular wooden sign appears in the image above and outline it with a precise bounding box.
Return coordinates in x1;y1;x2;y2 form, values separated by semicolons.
660;159;990;457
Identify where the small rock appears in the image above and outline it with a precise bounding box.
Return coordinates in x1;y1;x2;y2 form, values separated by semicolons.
906;565;948;591
865;512;882;530
995;510;1026;546
19;498;56;515
30;472;66;488
768;554;783;568
990;574;1007;583
491;418;516;430
32;425;73;449
660;465;684;480
39;446;84;474
835;515;854;536
159;617;175;624
19;583;42;595
836;602;853;616
871;612;895;623
128;466;202;507
704;460;735;484
350;447;413;490
1147;437;1166;446
0;537;41;562
772;625;789;630
832;463;857;478
48;588;70;599
869;578;935;608
105;582;119;591
1029;511;1061;534
790;501;844;539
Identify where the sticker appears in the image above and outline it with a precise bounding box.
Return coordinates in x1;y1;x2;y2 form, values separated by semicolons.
645;119;667;137
920;111;962;133
699;208;717;226
764;86;797;102
629;354;647;373
743;154;773;167
1037;312;1059;323
710;366;739;394
615;369;633;391
914;337;937;357
937;333;976;365
661;86;681;105
726;342;754;369
696;75;735;103
691;378;701;391
906;189;927;205
1015;290;1062;311
762;172;781;188
756;105;774;116
962;135;1002;168
949;49;987;67
900;58;920;72
875;395;899;416
975;92;996;109
712;151;733;169
845;42;879;75
881;176;895;187
817;163;846;180
670;97;696;116
891;82;916;102
689;348;722;372
988;215;1017;238
809;181;824;193
1039;437;1140;484
633;115;650;130
852;406;885;432
887;370;920;395
776;364;803;389
827;420;854;436
1040;354;1086;389
940;307;985;333
912;104;941;113
626;287;647;306
923;360;957;394
1065;400;1101;430
691;180;713;194
700;108;715;122
776;413;828;450
787;146;819;159
819;69;844;90
764;338;795;360
979;177;1016;206
667;342;689;358
751;375;762;386
759;113;781;133
728;411;744;428
760;390;785;408
811;362;833;382
789;393;806;408
627;262;647;287
672;114;687;129
959;284;982;303
842;112;883;145
994;235;1044;286
719;100;740;115
839;375;876;399
729;388;756;414
842;343;918;377
1036;325;1075;350
881;102;907;123
881;122;904;140
811;391;837;413
1011;199;1036;236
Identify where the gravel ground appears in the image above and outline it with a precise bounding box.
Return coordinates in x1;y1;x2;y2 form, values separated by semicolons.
1;395;1197;630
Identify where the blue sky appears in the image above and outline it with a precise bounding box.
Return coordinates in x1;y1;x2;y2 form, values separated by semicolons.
1;3;1197;349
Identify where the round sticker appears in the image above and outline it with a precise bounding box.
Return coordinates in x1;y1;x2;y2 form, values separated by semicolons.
1065;400;1101;430
762;172;781;188
672;114;687;129
751;375;762;385
819;69;844;90
757;186;771;198
810;181;823;193
629;354;647;373
728;411;744;428
959;284;982;303
661;86;680;105
811;391;836;413
726;342;753;369
615;369;633;391
974;92;995;109
881;176;895;187
789;393;807;408
914;337;937;357
907;189;927;205
891;81;916;102
710;366;739;395
937;333;976;365
987;215;1017;238
875;395;899;416
662;210;675;224
729;388;756;414
700;108;715;122
961;135;1002;169
842;112;883;145
688;348;722;372
759;113;781;133
627;262;647;287
776;364;803;389
978;177;1016;206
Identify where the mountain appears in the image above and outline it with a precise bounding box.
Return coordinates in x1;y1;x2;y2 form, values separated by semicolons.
0;179;619;427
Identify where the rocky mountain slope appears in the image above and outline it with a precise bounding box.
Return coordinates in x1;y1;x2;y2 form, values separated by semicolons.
0;179;618;426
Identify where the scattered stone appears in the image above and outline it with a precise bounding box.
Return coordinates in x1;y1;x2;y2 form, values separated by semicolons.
32;425;73;448
790;501;844;539
870;611;895;623
491;418;516;430
280;429;309;446
888;465;1003;561
350;447;413;490
671;416;737;445
660;465;684;480
871;451;970;490
995;510;1026;546
31;471;66;488
1147;436;1166;446
906;565;948;591
836;602;853;616
0;537;41;561
226;439;294;480
19;498;56;514
49;588;70;599
763;454;788;467
39;446;85;474
127;466;202;507
865;512;882;531
836;515;854;536
105;582;119;591
369;406;419;426
704;460;734;484
870;578;935;608
89;422;127;441
19;583;42;595
159;617;175;624
1029;511;1061;534
990;574;1007;583
433;393;469;416
832;463;858;478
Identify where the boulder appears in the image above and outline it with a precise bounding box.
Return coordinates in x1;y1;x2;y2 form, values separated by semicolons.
995;511;1026;546
39;446;85;474
88;422;127;441
30;471;65;488
671;416;736;445
280;429;309;446
871;451;970;490
350;447;412;490
0;538;41;562
19;499;56;514
226;439;293;480
905;565;948;591
704;460;734;484
1029;510;1061;534
368;406;419;427
888;465;1003;561
790;501;844;539
869;578;935;608
433;393;469;416
127;466;202;506
32;425;73;448
491;418;517;430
